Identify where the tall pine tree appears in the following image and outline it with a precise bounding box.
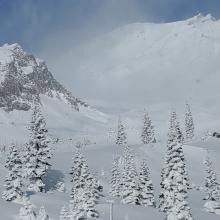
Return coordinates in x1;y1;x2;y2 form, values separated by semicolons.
159;111;193;219
141;111;156;144
24;101;51;192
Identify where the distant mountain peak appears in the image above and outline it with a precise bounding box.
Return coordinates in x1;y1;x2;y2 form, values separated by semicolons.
186;13;217;26
0;43;87;111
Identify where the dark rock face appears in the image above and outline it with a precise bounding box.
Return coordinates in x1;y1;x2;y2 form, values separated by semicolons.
0;44;86;111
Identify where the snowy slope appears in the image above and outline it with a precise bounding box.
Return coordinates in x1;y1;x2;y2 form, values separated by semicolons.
69;14;220;107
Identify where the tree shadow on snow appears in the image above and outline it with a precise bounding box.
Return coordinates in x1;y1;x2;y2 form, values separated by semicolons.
43;168;65;192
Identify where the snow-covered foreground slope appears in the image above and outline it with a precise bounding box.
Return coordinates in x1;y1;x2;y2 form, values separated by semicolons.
0;96;220;219
0;136;220;219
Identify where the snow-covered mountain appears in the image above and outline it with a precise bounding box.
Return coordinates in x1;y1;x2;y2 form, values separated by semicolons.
70;13;220;106
0;43;109;143
0;43;88;111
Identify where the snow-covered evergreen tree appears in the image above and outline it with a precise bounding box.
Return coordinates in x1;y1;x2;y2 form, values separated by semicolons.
110;156;121;197
185;103;194;142
24;101;51;192
121;146;140;205
37;206;50;220
138;160;156;207
2;144;24;201
159;142;193;218
69;150;100;218
159;112;193;219
116;118;127;145
18;197;37;220
141;111;156;144
204;156;220;201
69;150;84;199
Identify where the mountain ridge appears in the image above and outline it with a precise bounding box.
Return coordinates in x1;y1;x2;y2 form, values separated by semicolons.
0;43;88;111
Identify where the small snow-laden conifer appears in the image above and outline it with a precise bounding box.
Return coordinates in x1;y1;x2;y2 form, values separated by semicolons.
138;160;156;207
59;206;69;220
184;102;194;142
204;156;220;201
25;101;51;193
18;197;37;220
69;150;101;218
110;156;121;197
141;111;156;144
37;206;50;220
70;150;102;202
2;144;24;202
121;148;140;205
116;117;127;145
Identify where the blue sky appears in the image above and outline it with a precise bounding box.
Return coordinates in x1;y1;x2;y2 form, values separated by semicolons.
1;0;220;52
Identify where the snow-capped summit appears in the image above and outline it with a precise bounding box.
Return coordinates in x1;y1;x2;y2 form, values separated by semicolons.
186;13;217;25
0;43;87;111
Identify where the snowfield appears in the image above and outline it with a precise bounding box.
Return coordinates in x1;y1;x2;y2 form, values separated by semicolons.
0;95;219;219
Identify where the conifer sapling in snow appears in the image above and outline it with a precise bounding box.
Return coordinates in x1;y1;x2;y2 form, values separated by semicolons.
37;206;50;220
138;160;156;207
204;156;220;201
2;144;24;202
141;111;156;144
116;117;127;145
